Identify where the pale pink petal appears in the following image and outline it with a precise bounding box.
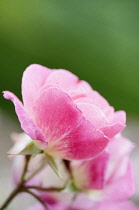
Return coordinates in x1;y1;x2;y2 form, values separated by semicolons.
103;162;135;201
33;87;109;160
46;69;79;92
3;91;47;144
100;110;126;138
70;136;134;200
105;135;134;181
75;103;109;129
112;110;126;125
79;80;93;92
74;101;126;138
22;64;52;115
87;91;109;110
100;123;126;138
75;97;126;138
94;201;139;210
71;152;109;190
69;80;93;100
103;106;114;122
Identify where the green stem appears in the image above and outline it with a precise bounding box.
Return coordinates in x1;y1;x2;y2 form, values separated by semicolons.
0;155;31;209
0;184;22;210
19;155;31;184
24;185;64;192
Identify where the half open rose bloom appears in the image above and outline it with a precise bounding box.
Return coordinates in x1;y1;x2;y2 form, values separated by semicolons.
27;200;139;210
3;64;126;160
70;135;135;201
25;190;139;210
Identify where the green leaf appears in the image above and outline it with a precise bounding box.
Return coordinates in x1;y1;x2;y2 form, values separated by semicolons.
8;138;42;155
45;153;62;179
64;180;79;193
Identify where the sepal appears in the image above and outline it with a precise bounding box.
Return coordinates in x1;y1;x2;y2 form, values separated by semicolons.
8;138;42;155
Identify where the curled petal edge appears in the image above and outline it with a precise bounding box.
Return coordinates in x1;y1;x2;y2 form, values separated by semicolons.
3;91;48;148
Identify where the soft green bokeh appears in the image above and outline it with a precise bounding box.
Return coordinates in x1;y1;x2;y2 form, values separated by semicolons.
1;0;139;118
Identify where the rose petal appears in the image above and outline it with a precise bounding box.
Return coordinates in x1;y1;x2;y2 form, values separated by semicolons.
69;80;93;100
100;123;126;138
76;102;109;129
71;152;109;190
3;91;47;144
46;69;79;92
112;110;126;126
105;135;134;182
88;91;110;110
74;91;109;110
22;64;52;115
100;111;126;138
103;161;135;201
33;87;109;160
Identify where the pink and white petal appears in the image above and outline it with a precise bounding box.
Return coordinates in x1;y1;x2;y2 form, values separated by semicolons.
93;201;139;210
76;102;125;139
46;69;79;92
112;110;126;126
75;103;109;129
87;91;110;110
103;162;135;201
79;80;93;92
22;64;52;115
103;106;114;122
69;80;93;100
100;123;126;138
100;110;126;138
33;87;109;160
74;93;109;111
105;135;134;181
71;152;109;190
3;91;47;144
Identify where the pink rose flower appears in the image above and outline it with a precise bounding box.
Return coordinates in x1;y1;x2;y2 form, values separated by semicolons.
27;199;139;210
70;135;135;201
25;185;139;210
3;64;125;160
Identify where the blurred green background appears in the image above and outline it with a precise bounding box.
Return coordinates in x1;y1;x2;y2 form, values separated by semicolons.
1;0;139;119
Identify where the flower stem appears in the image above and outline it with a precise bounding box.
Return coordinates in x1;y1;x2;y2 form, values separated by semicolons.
0;155;53;209
0;184;22;210
24;185;64;192
19;155;31;184
0;155;31;210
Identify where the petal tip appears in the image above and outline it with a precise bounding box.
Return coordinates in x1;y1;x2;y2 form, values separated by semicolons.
2;91;11;100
